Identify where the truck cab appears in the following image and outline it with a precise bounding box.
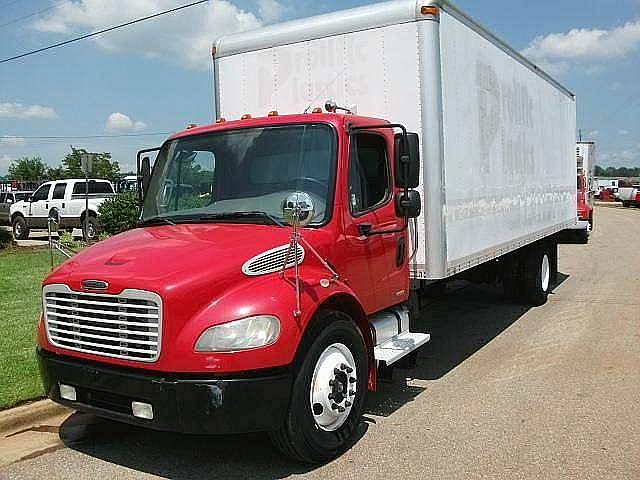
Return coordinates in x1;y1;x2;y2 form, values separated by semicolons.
37;112;424;463
11;178;114;240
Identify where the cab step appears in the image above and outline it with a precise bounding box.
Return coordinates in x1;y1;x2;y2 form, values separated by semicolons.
374;331;430;366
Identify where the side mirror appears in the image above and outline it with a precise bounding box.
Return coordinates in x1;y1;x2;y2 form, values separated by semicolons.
6;198;13;204
395;189;421;218
394;132;420;188
141;156;151;194
283;191;315;227
28;196;34;203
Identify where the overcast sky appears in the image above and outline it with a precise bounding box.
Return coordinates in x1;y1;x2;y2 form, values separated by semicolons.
1;0;639;175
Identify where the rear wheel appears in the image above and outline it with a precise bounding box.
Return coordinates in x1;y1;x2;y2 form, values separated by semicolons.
82;216;98;241
12;216;29;240
269;311;367;464
623;201;631;208
521;246;551;306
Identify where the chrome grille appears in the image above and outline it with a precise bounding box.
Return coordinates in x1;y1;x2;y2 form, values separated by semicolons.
43;284;161;362
242;243;305;276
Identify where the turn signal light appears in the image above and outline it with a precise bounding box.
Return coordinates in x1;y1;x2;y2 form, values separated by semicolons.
311;107;323;113
216;117;226;123
420;5;439;16
268;110;279;116
241;113;252;120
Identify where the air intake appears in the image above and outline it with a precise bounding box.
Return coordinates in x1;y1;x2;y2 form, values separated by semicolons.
242;243;304;276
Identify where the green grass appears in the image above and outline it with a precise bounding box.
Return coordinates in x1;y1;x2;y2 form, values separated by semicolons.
0;248;63;409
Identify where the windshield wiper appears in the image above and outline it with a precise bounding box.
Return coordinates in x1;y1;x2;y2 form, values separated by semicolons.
198;211;284;227
139;216;176;227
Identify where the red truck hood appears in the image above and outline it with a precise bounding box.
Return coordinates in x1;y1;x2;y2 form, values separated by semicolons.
45;224;304;297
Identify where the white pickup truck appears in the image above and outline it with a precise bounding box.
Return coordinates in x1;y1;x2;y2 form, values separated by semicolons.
10;178;114;240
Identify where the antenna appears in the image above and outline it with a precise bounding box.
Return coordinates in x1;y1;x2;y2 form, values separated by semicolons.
579;129;582;142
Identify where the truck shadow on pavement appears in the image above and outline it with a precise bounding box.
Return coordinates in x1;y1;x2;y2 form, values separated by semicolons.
59;276;567;477
59;412;321;478
364;275;568;418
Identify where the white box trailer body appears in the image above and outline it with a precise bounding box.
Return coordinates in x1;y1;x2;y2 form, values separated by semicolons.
576;142;595;176
576;141;595;191
214;0;577;280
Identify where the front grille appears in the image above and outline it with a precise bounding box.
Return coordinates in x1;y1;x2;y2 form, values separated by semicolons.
43;285;161;362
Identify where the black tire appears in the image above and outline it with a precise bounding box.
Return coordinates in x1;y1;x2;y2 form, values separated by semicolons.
48;207;60;225
82;216;99;241
521;246;551;306
623;201;631;208
12;216;29;240
589;211;594;231
269;311;367;464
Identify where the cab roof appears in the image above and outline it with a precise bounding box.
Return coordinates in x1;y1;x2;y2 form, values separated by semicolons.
168;112;389;141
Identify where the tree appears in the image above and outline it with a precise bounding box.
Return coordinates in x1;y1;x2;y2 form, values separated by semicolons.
8;157;48;181
62;147;120;182
594;165;640;177
46;165;67;180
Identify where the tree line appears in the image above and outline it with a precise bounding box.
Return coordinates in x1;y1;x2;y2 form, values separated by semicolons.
594;165;640;178
2;147;120;183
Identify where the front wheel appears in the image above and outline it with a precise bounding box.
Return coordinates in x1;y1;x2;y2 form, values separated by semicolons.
269;311;368;463
12;216;29;240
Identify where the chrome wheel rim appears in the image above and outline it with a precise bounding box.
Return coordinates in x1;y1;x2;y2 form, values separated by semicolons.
14;222;23;236
309;342;357;432
541;254;550;292
86;223;95;239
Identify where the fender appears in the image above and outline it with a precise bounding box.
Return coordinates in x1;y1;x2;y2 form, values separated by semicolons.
167;264;375;381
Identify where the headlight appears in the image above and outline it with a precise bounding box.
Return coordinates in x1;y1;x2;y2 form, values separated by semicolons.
194;315;280;352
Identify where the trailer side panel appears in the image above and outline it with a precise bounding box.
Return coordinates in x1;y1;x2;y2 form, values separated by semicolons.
438;9;576;275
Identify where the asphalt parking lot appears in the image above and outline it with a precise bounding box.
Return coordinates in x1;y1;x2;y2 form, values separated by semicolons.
1;205;639;479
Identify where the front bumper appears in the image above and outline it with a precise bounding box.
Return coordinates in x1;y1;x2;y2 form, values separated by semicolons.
37;348;292;434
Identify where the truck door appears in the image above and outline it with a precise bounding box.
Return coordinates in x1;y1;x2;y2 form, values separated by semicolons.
343;132;408;314
49;182;67;226
28;183;52;228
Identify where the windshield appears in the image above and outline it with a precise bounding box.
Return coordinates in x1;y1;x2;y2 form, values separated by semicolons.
142;124;336;226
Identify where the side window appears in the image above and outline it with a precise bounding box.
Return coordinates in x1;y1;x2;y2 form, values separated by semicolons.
348;133;390;215
0;193;5;203
72;181;114;195
32;184;51;202
52;183;67;200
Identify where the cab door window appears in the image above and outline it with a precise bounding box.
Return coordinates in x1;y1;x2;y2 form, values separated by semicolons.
348;134;390;215
31;184;51;201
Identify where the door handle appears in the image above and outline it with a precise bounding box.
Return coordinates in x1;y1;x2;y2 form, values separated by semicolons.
358;223;373;236
396;236;406;267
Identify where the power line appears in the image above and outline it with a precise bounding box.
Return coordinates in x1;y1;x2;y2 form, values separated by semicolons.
0;132;171;139
0;0;72;29
0;0;209;64
0;0;23;11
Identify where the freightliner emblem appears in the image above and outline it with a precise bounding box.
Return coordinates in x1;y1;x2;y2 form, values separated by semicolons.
81;279;109;290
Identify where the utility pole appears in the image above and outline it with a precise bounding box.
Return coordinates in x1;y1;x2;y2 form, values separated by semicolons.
80;153;95;241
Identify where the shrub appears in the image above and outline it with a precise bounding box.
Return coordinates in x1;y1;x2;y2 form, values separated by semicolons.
58;231;84;252
98;192;139;235
0;228;14;249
